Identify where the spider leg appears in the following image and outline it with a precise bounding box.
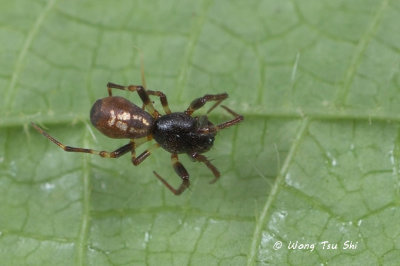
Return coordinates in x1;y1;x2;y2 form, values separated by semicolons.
31;123;132;158
198;105;243;134
185;93;228;116
153;154;190;195
146;90;172;114
189;152;220;184
106;82;160;118
131;141;160;165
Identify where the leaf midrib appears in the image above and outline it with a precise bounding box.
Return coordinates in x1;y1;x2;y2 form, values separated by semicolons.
2;109;400;129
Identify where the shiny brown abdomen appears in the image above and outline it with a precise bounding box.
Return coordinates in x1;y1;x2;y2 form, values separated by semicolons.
90;96;154;139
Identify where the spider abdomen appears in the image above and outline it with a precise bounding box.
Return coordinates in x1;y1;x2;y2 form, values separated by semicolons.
90;96;154;139
153;112;215;154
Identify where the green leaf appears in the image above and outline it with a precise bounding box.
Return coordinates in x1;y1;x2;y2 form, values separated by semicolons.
1;0;400;265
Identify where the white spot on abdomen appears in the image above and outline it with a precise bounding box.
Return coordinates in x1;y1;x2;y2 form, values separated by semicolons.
118;111;131;120
108;110;116;126
132;114;150;126
116;121;128;131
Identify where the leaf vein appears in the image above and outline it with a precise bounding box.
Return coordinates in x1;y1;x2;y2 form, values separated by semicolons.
176;0;213;100
3;0;57;111
247;117;310;266
335;0;390;105
75;131;92;266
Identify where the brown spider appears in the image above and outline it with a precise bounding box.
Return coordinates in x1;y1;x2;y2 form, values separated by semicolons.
32;66;243;195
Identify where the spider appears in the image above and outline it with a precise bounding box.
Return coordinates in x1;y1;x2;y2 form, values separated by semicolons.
32;73;243;195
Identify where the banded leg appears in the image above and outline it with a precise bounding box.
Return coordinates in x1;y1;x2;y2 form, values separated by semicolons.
198;105;243;134
185;93;228;116
131;142;160;166
31;123;132;158
190;153;220;184
107;82;160;118
153;154;190;195
146;90;172;114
